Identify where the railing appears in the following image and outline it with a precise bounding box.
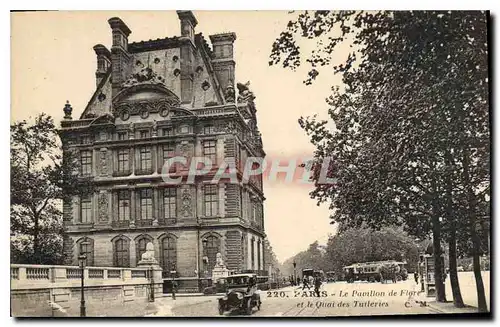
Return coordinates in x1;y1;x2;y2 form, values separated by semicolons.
131;270;147;279
194;106;236;116
26;267;50;280
11;267;19;280
112;220;130;228
135;219;153;227
66;268;81;279
107;269;121;279
11;264;159;290
88;269;104;279
158;218;177;226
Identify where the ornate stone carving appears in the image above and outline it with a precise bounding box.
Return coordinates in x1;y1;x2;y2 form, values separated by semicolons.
180;188;192;217
63;101;73;120
179;143;192;160
237;81;256;103
99;149;107;176
152;120;158;137
224;83;235;103
98;192;109;223
113;98;175;118
122;67;165;88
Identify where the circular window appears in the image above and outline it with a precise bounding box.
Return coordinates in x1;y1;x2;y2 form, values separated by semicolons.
154;58;160;64
121;110;130;121
97;93;106;102
140;110;149;119
160;108;170;117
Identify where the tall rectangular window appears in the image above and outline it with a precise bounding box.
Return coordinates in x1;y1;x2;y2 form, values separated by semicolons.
139;147;152;171
80;135;92;145
204;125;215;134
163;188;177;219
203;140;217;164
117;131;128;141
204;184;218;217
118;190;130;221
117;149;129;173
162;128;173;137
140;130;150;139
140;189;153;221
162;144;175;162
80;196;92;223
80;150;92;176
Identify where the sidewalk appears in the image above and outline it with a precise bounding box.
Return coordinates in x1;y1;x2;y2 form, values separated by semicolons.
426;301;483;314
145;295;219;317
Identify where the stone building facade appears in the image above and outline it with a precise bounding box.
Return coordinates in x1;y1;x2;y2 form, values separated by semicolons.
59;11;267;287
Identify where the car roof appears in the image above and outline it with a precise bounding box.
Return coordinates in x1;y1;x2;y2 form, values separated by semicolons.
228;273;256;278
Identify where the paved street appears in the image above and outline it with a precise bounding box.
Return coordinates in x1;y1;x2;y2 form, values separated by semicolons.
154;280;440;317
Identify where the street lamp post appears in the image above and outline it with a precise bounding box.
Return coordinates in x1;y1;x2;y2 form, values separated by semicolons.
78;253;87;317
293;261;297;286
170;263;177;300
149;266;155;302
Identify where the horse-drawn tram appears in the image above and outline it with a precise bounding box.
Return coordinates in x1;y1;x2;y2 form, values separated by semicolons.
343;260;408;283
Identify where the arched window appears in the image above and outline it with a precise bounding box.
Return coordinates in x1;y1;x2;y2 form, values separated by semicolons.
114;237;130;267
77;237;94;266
136;235;152;265
203;235;220;272
160;236;177;274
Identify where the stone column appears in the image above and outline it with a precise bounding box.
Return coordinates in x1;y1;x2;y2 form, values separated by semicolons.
130;189;136;227
218;183;225;218
153;188;159;226
130;239;136;267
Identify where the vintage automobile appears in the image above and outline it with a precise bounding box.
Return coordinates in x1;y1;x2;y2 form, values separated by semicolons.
218;273;261;315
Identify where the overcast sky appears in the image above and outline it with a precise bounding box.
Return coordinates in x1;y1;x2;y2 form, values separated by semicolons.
11;11;345;263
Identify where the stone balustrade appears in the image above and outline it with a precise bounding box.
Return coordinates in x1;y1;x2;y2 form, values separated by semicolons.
10;264;161;290
10;263;163;317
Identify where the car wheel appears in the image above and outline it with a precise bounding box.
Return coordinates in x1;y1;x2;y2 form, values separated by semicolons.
218;304;224;316
245;298;253;315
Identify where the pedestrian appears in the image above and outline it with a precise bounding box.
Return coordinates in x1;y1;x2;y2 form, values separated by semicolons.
314;276;322;297
302;276;310;290
414;271;419;285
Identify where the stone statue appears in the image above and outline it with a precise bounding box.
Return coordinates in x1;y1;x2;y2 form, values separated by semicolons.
138;242;158;266
237;81;256;103
216;252;224;267
224;83;235;103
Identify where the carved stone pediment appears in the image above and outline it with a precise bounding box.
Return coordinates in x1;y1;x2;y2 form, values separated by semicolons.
112;84;181;120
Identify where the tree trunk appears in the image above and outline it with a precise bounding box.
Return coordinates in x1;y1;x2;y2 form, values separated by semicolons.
444;149;464;307
471;227;488;312
462;149;488;312
33;213;40;264
448;231;465;307
431;215;446;302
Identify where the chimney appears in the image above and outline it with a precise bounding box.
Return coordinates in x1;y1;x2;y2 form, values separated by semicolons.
177;10;198;43
108;17;132;98
176;11;198;104
209;33;237;96
93;44;111;87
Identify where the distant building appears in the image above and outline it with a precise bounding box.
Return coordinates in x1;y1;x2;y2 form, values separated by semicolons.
59;11;267;289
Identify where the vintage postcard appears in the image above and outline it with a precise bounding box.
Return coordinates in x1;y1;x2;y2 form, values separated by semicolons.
10;10;490;318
